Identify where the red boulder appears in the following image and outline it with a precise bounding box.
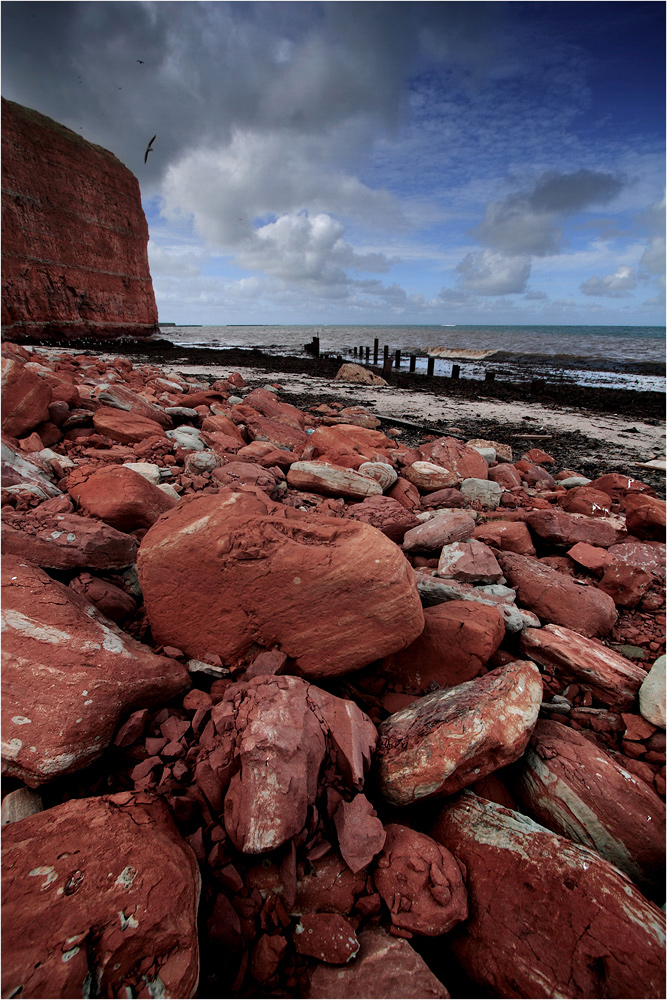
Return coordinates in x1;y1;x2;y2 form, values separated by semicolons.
376;660;542;805
514;719;666;895
374;824;468;935
498;551;618;637
2;556;189;785
431;792;666;1000
379;601;505;694
68;464;178;531
138;490;424;677
1;793;200;999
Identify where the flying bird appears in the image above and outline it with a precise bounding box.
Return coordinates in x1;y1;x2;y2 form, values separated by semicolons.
137;59;144;64
144;135;156;163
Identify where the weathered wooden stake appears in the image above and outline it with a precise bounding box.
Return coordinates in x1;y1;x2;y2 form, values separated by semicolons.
427;357;435;376
394;349;401;368
409;354;416;372
365;346;370;363
485;370;496;382
373;338;379;364
451;364;460;379
382;356;392;377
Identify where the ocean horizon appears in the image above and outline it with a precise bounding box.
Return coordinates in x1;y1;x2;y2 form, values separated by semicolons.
158;323;666;393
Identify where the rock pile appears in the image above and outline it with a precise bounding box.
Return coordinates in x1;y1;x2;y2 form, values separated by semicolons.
1;342;665;999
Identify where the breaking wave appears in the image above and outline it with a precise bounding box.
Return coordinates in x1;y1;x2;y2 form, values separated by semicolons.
427;347;500;360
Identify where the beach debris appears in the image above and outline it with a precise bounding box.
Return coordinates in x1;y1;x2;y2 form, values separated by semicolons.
0;342;664;999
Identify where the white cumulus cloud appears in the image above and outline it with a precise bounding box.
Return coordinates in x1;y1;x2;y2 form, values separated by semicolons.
580;265;637;297
456;250;531;295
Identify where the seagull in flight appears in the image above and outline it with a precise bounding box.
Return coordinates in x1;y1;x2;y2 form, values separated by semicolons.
144;135;156;163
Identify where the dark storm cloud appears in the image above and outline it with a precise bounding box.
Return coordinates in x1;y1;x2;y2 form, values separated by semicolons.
471;169;626;257
1;2;506;181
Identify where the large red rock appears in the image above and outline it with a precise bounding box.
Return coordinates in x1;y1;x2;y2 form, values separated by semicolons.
1;358;52;436
224;675;327;854
498;551;618;637
431;792;666;1000
239;409;308;453
420;436;488;480
2;99;158;341
376;660;542;806
558;486;612;517
597;561;653;607
138;490;424;677
526;508;621;548
241;386;306;430
607;539;666;581
69;573;137;624
488;464;522;488
68;464;178;531
472;518;536;555
347;495;421;543
287;461;382;499
623;493;666;541
374;824;467;935
304;424;395;467
513;719;666;895
293;913;359;964
1;438;62;498
304;927;451;999
1;556;189;785
589;473;656;504
197;673;377;855
520;623;646;710
379;602;505;694
1;510;137;569
402;511;475;551
211;461;277;494
403;461;459;491
437;539;503;584
90;385;171;428
92;405;167;444
1;793;200;998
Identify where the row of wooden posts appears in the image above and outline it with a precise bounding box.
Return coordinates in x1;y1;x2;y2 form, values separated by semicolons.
305;335;498;381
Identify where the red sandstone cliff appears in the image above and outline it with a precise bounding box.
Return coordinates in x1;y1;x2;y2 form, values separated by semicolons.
1;99;159;341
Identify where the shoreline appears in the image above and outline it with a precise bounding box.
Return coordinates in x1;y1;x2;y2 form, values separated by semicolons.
26;338;666;498
21;336;667;419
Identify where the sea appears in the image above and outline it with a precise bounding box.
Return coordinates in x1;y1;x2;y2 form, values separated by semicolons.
159;324;666;393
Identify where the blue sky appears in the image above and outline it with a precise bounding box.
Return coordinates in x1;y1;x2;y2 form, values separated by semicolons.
2;2;665;325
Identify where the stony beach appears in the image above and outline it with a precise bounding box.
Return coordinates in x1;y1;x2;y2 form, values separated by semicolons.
2;340;666;999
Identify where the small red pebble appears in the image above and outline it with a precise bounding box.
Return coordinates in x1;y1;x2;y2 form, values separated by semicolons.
183;688;212;712
163;645;185;659
293;913;359;964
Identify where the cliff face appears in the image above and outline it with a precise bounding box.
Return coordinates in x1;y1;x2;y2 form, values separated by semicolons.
1;99;159;341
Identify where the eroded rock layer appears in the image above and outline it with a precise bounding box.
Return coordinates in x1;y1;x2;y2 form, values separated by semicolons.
2;99;158;341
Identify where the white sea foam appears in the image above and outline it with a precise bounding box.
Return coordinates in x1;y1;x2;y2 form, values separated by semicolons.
427;347;500;360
